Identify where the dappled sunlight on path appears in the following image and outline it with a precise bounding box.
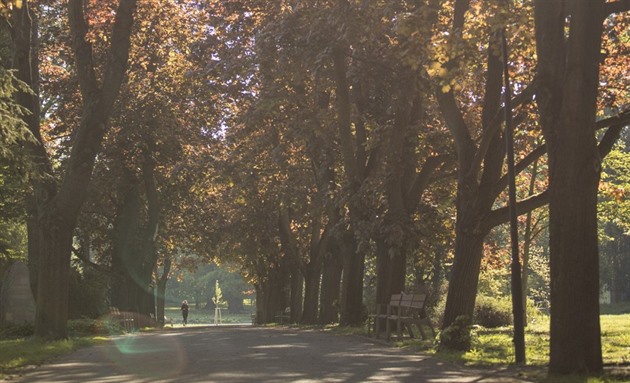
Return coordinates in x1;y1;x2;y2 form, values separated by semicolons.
6;327;532;383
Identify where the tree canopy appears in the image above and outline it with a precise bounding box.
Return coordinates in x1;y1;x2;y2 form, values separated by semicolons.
2;0;629;377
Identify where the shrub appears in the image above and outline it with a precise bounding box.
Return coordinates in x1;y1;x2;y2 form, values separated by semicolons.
68;266;108;319
438;315;472;351
473;296;513;328
0;323;34;339
67;318;124;336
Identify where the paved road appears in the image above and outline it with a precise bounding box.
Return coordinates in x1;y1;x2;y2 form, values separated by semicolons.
7;326;532;382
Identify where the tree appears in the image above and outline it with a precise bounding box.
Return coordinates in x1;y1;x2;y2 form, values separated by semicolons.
212;280;227;309
0;20;34;273
15;0;137;339
599;142;630;304
534;0;630;375
412;0;546;333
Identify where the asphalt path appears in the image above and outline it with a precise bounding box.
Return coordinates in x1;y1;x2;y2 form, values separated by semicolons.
6;326;533;383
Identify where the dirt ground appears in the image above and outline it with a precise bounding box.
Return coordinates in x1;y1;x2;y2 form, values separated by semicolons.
4;326;535;383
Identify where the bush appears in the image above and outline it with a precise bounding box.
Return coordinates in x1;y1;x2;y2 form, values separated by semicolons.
67;318;125;336
474;296;513;328
68;266;108;319
0;323;34;339
1;319;126;339
438;315;472;351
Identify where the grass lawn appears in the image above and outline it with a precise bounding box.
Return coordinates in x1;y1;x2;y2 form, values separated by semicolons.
438;314;630;367
0;337;105;379
387;313;630;383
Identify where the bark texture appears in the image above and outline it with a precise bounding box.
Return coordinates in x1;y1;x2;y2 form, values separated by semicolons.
29;0;137;338
534;0;606;374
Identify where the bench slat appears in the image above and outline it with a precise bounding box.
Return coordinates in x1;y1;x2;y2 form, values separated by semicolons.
369;293;434;341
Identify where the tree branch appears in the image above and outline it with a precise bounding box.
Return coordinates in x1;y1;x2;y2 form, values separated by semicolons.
404;155;449;209
332;47;359;185
486;190;549;229
486;111;625;230
72;246;110;274
435;89;476;167
598;124;624;158
57;0;137;218
470;82;537;180
100;0;138;115
490;110;628;201
68;0;99;100
603;0;630;17
596;109;630;130
597;110;630;157
492;143;546;200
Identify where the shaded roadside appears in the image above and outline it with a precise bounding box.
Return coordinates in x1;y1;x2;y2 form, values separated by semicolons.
4;326;534;383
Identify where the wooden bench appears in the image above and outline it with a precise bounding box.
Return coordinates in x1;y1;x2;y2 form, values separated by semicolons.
149;313;171;327
108;307;135;332
274;307;291;324
369;293;402;338
370;293;434;341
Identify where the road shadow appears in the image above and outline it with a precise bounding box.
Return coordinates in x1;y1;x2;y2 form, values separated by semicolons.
7;327;533;383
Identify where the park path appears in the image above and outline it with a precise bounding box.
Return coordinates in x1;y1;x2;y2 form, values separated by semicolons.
6;326;533;383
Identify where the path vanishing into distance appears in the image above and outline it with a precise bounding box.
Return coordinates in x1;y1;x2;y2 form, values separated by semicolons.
5;326;534;383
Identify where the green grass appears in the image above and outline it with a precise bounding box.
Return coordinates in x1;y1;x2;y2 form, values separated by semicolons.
438;314;630;367
419;313;630;383
427;314;629;365
601;315;630;365
0;337;105;379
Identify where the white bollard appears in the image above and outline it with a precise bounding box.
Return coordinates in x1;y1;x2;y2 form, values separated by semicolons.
214;307;222;325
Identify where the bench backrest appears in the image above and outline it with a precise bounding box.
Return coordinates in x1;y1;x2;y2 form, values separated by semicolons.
408;293;427;309
389;294;403;305
391;293;427;310
390;293;427;316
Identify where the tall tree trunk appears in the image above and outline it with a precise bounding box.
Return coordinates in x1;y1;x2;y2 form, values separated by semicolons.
332;48;367;326
289;265;303;323
156;256;171;327
255;258;289;324
319;246;343;324
277;205;301;323
339;231;365;325
301;261;321;324
442;229;487;328
11;0;50;307
110;141;160;320
139;140;160;318
437;29;505;333
375;180;403;308
534;1;606;374
431;247;445;300
522;159;539;324
26;214;39;300
376;80;421;305
373;235;405;332
266;270;287;323
14;0;137;339
374;237;391;327
33;214;73;338
110;185;142;311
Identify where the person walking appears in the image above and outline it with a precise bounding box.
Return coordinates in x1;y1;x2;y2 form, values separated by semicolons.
181;300;189;326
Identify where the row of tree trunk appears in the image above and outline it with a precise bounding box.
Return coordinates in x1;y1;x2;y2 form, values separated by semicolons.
8;0;630;377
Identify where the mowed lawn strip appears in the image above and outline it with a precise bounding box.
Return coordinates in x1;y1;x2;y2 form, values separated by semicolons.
427;314;629;367
0;337;105;379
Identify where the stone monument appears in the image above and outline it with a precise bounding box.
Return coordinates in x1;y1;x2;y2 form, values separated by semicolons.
0;261;36;325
